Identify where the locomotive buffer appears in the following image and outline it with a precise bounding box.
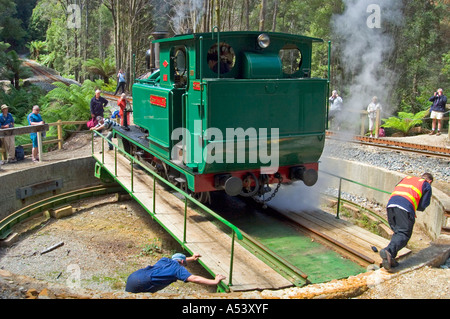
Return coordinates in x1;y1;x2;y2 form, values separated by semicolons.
92;137;293;292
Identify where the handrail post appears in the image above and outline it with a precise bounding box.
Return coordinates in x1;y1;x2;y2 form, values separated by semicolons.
183;196;188;243
101;136;104;163
130;159;134;192
114;147;117;176
153;174;156;213
228;230;235;286
336;178;342;219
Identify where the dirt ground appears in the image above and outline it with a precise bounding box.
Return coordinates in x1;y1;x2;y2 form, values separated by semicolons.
0;131;449;299
0;194;219;298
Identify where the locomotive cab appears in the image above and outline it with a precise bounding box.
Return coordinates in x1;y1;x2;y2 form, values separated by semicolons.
130;31;328;201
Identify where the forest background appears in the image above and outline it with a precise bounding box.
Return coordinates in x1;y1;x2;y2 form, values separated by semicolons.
0;0;449;144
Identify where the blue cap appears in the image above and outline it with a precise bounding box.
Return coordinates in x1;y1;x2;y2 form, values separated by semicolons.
172;253;187;265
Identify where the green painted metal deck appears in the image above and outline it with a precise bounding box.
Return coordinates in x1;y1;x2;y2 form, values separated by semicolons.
93;149;293;292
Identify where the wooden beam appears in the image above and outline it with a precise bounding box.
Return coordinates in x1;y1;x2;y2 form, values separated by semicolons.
0;124;49;137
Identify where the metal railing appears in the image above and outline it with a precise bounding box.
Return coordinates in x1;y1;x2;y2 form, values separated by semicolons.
91;130;243;290
320;170;391;225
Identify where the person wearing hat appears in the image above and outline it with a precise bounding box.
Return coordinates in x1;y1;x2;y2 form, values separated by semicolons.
125;253;226;293
0;104;17;163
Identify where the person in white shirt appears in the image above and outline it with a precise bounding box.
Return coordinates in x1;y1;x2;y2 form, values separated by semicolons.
367;96;382;137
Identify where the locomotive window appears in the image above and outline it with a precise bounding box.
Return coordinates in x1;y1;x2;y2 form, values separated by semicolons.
279;45;302;75
174;48;187;76
172;46;187;88
207;42;235;74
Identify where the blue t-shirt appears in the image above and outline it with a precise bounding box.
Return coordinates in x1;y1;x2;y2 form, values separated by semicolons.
0;113;14;128
118;72;126;83
125;257;192;293
27;112;43;137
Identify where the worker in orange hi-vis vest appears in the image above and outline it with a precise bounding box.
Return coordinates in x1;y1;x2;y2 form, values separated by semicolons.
380;173;433;271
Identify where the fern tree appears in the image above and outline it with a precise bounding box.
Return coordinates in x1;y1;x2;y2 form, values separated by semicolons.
381;111;429;136
83;57;116;84
26;40;47;61
2;50;33;89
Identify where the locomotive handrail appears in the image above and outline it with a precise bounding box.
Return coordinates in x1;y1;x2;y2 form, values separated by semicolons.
91;130;243;288
212;26;220;78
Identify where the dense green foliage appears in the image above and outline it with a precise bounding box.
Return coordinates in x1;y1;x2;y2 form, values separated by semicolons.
381;110;429;136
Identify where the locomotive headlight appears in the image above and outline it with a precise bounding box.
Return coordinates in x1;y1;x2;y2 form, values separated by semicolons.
257;33;270;48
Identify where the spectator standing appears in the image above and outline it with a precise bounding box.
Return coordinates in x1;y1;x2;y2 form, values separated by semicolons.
117;93;130;130
114;69;126;95
329;90;343;130
90;90;109;119
27;105;44;163
0;104;16;163
367;96;382;137
428;88;447;136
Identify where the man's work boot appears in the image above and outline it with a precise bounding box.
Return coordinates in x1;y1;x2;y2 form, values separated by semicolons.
380;249;393;271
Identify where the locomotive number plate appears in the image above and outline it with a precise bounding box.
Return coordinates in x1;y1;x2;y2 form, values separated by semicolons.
150;95;167;108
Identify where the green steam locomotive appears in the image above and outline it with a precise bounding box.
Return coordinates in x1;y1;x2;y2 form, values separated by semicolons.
115;30;329;204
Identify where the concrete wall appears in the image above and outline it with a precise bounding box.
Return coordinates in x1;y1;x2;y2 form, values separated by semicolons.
0;156;102;220
320;156;450;240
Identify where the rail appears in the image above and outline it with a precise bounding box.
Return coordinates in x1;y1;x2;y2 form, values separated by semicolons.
0;185;123;240
91;130;244;290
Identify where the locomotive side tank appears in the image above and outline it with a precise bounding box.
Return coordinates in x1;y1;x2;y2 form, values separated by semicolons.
124;31;328;202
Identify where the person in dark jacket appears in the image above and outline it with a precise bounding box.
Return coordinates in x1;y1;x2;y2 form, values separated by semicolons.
125;253;225;293
428;88;447;136
380;173;433;271
90;90;109;119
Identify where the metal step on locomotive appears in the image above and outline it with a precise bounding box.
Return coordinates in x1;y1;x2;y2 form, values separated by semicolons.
113;29;329;205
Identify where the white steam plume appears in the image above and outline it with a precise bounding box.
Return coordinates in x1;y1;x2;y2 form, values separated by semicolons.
331;0;403;131
170;0;205;34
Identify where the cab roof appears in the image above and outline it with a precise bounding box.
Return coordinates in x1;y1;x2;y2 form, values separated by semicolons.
154;31;324;44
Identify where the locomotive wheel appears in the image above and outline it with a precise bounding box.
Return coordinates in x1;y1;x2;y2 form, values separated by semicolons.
180;182;211;204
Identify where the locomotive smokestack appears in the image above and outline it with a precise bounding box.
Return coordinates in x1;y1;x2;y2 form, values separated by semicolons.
148;31;169;71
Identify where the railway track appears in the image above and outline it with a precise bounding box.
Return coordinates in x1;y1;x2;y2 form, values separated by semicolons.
0;185;123;241
24;60;72;87
205;193;369;285
327;131;449;158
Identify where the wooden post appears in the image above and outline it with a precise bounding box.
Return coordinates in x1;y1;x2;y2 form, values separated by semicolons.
37;131;43;162
57;120;63;150
375;108;380;138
